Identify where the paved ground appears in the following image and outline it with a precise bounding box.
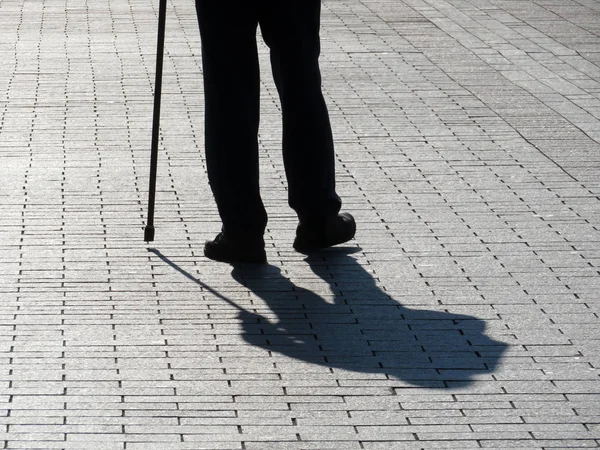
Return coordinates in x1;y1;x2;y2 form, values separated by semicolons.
0;0;599;448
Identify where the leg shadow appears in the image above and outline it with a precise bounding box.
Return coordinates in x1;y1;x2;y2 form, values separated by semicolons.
151;248;507;388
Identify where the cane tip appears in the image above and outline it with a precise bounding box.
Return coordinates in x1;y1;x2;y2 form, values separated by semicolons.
144;226;155;242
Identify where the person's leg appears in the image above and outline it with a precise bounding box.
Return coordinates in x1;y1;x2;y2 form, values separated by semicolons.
258;0;341;221
258;1;355;253
195;0;267;239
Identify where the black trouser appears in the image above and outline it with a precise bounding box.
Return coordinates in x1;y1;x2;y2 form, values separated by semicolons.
195;0;341;238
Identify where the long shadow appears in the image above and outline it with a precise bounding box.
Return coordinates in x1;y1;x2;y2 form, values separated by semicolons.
150;248;507;388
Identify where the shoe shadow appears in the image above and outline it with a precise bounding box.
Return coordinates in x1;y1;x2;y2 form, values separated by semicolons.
150;248;507;388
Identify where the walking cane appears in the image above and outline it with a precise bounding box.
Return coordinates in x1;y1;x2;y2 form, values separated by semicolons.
144;0;168;242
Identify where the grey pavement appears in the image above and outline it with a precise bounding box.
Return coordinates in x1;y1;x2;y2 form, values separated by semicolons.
1;0;599;448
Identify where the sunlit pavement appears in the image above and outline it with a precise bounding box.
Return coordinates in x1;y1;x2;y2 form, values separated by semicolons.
0;0;599;448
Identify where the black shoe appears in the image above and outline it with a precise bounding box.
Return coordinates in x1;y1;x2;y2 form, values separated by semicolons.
204;232;267;264
293;212;356;254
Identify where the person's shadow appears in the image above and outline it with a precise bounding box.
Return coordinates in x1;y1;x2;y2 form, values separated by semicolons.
151;248;507;388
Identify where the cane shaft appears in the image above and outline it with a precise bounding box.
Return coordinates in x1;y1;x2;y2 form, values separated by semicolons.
145;0;168;242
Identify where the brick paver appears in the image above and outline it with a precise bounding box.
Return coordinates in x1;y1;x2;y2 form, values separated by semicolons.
1;0;599;448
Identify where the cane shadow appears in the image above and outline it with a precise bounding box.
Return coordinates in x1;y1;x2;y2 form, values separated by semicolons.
150;248;507;388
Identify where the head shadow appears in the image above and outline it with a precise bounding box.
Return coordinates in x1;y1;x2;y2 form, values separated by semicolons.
151;248;507;388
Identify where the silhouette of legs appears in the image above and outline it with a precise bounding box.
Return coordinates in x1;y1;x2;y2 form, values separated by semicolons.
195;0;341;240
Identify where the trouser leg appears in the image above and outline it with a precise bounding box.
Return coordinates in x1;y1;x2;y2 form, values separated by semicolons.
195;0;267;237
258;0;342;221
